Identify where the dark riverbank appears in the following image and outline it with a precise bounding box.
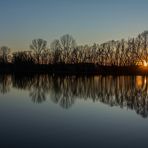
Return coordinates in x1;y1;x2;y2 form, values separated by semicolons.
0;63;147;75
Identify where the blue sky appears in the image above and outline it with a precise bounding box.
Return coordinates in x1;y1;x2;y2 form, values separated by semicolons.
0;0;148;51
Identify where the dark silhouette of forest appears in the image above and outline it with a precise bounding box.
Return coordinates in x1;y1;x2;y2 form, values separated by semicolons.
1;74;148;118
1;31;148;74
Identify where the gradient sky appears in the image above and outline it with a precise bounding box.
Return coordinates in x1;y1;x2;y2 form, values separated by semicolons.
0;0;148;51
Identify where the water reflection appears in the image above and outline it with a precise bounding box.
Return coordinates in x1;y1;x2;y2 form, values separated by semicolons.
0;74;12;94
1;74;148;117
29;75;50;103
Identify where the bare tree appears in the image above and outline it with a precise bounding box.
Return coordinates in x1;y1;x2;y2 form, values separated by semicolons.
50;39;62;63
60;34;76;63
140;31;148;63
0;46;10;64
30;39;47;64
60;34;76;50
51;34;76;63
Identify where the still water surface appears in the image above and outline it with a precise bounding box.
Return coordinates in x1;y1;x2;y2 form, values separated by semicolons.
0;74;148;148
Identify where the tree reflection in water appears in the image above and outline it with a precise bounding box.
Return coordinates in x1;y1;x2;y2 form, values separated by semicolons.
0;74;12;94
29;75;51;103
1;74;148;117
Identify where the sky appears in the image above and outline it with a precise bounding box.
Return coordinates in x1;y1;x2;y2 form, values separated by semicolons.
0;0;148;51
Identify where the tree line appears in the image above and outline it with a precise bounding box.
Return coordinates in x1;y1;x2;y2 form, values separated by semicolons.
0;31;148;66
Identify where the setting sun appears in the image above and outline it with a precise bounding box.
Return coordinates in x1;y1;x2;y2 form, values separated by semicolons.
143;60;148;67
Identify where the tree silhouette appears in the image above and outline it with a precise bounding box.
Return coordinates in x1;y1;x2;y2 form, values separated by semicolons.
50;34;76;63
50;39;62;63
30;39;47;64
0;46;10;64
60;34;76;50
13;51;35;65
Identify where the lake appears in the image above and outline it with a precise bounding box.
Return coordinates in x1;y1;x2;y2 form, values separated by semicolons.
0;74;148;148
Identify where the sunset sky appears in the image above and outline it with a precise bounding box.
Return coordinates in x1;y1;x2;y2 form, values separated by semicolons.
0;0;148;51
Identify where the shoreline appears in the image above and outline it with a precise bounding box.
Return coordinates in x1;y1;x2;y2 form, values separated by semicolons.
0;64;148;75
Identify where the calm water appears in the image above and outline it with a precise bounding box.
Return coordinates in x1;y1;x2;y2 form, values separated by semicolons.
0;74;148;148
